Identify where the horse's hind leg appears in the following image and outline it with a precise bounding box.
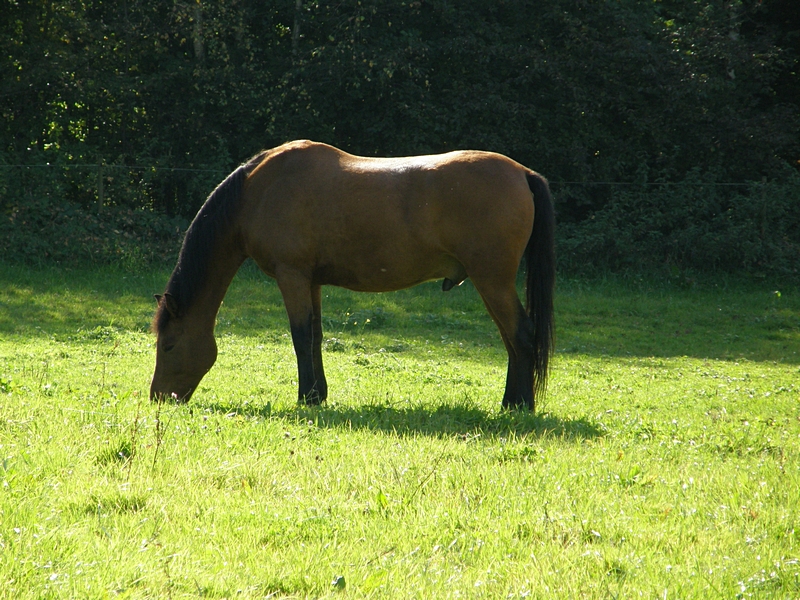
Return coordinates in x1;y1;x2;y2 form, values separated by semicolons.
277;269;327;405
470;274;535;410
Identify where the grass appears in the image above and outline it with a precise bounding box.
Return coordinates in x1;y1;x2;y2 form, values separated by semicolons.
0;261;798;598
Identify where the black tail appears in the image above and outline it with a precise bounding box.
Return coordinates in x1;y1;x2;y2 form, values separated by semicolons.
525;172;556;404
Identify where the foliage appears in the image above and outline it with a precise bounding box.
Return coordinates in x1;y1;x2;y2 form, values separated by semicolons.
1;0;798;273
0;265;798;597
558;170;800;277
0;183;187;268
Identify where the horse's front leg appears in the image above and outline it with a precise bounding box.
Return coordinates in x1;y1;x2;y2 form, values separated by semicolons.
310;284;328;401
277;269;326;405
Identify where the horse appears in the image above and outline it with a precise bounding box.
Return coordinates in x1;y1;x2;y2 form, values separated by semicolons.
150;140;555;410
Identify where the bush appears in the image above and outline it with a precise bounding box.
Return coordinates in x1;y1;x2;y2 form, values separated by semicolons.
557;170;800;278
0;193;188;269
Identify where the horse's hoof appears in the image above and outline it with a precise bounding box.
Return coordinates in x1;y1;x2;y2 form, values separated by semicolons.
502;396;533;411
300;390;326;406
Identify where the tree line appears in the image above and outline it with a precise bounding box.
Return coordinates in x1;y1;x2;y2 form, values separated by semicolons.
1;0;798;275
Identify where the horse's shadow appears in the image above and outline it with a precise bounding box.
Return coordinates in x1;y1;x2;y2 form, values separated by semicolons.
200;399;603;441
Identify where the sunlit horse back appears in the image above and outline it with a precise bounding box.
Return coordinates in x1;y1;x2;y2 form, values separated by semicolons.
151;140;554;410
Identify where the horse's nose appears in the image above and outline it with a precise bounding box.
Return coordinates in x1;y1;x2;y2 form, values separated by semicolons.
149;384;194;404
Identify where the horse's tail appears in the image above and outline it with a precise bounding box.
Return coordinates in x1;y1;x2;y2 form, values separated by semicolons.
525;172;556;403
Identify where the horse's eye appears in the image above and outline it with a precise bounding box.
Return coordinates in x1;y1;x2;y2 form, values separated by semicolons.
163;343;175;353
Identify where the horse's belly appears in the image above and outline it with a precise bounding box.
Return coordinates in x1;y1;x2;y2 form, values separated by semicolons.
313;253;463;293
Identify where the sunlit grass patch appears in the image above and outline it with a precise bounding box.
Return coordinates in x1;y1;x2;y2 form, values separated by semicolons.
0;263;798;597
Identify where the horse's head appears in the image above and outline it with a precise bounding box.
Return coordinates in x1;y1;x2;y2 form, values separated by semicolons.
150;293;217;403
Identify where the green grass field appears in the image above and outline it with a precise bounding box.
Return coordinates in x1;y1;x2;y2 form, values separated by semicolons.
0;262;798;598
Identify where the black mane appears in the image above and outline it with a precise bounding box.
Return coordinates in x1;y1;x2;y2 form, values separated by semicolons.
152;151;267;334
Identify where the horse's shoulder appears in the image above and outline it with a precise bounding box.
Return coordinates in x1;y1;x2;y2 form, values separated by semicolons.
273;140;342;165
248;141;341;180
274;140;339;157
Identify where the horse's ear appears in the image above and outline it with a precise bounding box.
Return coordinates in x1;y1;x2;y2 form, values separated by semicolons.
162;292;181;319
154;294;163;304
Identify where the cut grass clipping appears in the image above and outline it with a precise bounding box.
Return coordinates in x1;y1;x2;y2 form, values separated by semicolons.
0;262;798;598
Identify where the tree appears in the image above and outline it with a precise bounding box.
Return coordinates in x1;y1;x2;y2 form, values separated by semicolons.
1;0;797;273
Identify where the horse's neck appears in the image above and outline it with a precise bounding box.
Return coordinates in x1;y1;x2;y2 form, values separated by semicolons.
190;241;247;331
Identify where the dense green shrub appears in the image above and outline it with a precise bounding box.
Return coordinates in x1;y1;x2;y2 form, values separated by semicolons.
0;192;187;268
1;1;798;276
557;170;800;277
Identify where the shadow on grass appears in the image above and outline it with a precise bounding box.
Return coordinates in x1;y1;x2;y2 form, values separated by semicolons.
201;399;604;441
2;263;796;363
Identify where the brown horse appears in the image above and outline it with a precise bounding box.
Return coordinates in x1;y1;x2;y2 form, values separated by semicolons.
150;140;555;410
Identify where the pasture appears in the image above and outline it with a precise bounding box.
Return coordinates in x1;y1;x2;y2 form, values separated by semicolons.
0;262;798;598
